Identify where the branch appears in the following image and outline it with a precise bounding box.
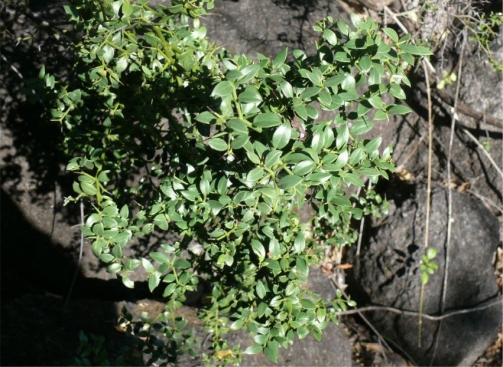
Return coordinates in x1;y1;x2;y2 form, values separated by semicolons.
336;298;502;321
435;88;503;129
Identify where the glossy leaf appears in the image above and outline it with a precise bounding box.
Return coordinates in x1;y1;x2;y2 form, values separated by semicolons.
272;123;292;149
211;81;233;97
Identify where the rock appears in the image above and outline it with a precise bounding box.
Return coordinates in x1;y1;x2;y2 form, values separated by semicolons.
202;0;348;58
238;321;351;366
348;184;502;366
121;267;352;366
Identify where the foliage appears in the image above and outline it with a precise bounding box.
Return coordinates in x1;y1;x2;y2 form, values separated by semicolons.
466;11;503;71
420;247;438;286
38;0;429;364
73;331;111;366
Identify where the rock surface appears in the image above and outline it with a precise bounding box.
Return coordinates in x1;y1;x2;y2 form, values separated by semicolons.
348;184;502;366
1;268;351;366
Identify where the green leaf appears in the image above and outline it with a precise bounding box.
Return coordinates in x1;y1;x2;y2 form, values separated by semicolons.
226;70;243;81
318;89;332;106
141;257;154;272
368;95;383;109
278;175;303;190
323;28;337;45
247;167;265;184
122;1;134;17
238;87;262;103
296;257;308;277
80;181;97;196
244;344;263;355
400;44;433;56
387;104;412;115
341;74;355;91
294;232;305;253
421;272;429;285
265;150;282;168
336;124;349;149
230;319;244;331
231;134;249;149
427;247;437;260
120;205;129;219
107;263;121;274
148;272;161;292
273;47;288;69
116;56;128;73
337;21;350;35
332;150;348;171
280;80;294;98
256;280;267;299
300;87;321;100
269;238;281;258
382;27;399;42
174;258;191;269
208;138;228;151
390;84;406;99
344;172;364;187
195;111;215;124
100;45;114;64
293;160;316;176
227;119;248;134
364;137;382;154
254;113;282;128
325;74;345;88
350;119;374;136
264;341;279;363
151;252;170;264
311;325;322;341
122;276;135;289
211;81;233;97
360;56;371;72
251;240;266;261
368;68;381;86
374;110;388;120
240;64;260;84
300;298;316;309
272;123;292;149
294;104;308;121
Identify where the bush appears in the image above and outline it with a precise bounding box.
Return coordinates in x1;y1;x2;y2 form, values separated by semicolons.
39;0;430;364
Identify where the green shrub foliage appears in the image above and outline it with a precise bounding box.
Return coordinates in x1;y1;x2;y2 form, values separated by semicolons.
40;0;430;364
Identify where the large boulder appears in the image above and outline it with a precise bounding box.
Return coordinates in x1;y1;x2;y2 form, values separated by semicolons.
348;183;501;366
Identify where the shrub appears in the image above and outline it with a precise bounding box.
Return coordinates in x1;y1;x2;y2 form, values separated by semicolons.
39;0;430;364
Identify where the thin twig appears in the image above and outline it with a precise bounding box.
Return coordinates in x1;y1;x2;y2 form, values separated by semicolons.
356;181;371;256
64;200;84;310
434;89;503;129
329;276;391;365
462;128;503;180
335;298;502;321
340;289;392;365
418;58;433;348
0;53;24;80
431;32;467;366
467;189;503;215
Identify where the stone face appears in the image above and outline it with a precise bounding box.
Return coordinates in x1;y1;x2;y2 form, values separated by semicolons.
348;184;502;366
237;321;352;366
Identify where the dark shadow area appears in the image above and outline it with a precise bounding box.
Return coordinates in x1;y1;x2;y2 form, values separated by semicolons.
1;188;157;301
1;0;78;218
0;188;158;365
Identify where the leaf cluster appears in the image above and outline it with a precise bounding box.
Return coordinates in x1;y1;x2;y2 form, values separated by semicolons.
39;0;429;364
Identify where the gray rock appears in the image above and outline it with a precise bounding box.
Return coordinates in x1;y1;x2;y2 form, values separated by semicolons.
117;267;352;367
237;321;351;366
203;0;348;58
348;184;502;366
